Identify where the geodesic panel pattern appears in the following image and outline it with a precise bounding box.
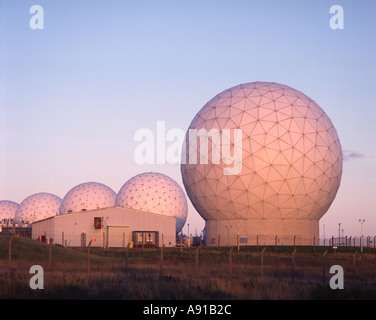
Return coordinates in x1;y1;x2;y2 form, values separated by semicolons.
116;172;188;233
0;200;19;221
15;193;62;224
59;182;116;215
181;81;342;221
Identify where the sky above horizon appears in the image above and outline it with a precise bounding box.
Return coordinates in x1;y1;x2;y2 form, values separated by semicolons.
0;0;375;239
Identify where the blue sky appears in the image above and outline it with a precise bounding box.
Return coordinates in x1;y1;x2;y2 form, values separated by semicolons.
1;0;375;238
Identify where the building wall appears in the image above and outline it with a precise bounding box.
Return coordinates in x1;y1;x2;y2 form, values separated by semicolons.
32;217;55;242
32;207;176;247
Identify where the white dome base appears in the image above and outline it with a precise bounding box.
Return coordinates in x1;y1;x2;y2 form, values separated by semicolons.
204;218;319;246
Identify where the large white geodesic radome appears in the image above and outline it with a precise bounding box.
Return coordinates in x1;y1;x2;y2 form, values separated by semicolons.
181;81;343;245
116;172;188;233
0;200;19;221
15;193;62;224
59;182;117;215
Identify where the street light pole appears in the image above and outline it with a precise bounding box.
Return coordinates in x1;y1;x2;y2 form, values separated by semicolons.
359;219;365;253
338;223;341;246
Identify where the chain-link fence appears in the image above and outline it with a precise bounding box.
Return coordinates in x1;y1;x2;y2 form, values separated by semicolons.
320;236;376;249
204;233;376;249
206;234;319;247
33;230;177;249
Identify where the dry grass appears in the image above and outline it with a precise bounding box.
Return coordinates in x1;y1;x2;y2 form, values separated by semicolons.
1;235;376;300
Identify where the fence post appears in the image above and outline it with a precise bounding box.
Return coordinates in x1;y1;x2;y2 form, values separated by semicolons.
313;236;316;254
124;242;129;273
275;235;277;253
160;243;164;276
291;249;297;283
8;236;13;273
81;232;86;248
353;252;357;285
196;246;200;278
180;232;183;253
256;235;259;253
260;247;266;282
49;238;54;270
229;247;233;278
322;250;328;284
88;240;93;274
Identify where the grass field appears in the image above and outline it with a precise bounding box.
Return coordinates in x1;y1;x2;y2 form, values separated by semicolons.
1;235;376;300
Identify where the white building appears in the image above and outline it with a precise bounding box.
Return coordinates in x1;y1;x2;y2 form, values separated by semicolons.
32;206;176;248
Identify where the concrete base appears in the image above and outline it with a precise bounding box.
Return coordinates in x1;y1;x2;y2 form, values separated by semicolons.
205;218;319;246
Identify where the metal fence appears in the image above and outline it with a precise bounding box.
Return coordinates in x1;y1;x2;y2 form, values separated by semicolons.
320;236;376;248
34;230;176;249
203;234;376;249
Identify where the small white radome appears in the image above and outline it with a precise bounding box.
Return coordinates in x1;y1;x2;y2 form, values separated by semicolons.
15;193;62;224
59;182;117;215
116;172;188;233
